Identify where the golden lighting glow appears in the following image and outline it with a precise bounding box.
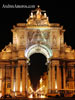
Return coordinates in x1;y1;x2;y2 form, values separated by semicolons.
0;80;2;91
13;82;15;92
55;80;57;89
36;85;45;93
29;86;34;92
28;94;33;98
40;95;45;98
0;93;2;97
20;81;22;92
40;78;42;83
15;93;17;96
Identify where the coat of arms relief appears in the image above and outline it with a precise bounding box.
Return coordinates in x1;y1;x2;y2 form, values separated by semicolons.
26;29;50;49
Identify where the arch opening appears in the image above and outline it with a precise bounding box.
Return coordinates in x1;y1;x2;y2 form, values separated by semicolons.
25;44;52;63
28;53;47;90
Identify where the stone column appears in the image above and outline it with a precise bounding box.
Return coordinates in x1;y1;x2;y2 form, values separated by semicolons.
0;67;2;95
26;65;28;92
48;63;52;93
51;60;62;92
52;63;55;90
72;66;74;89
11;62;15;96
63;67;66;89
11;67;14;92
2;65;5;96
59;67;62;89
22;63;26;96
57;66;61;90
16;63;20;95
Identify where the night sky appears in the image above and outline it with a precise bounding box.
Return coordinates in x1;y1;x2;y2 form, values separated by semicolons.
0;0;75;89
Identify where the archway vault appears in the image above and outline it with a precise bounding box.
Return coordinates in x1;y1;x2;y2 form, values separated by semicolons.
25;44;52;63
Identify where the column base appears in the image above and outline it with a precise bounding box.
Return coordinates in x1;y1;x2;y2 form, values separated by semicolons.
22;91;25;96
0;91;2;97
11;91;28;97
15;91;21;96
47;89;60;97
11;91;15;97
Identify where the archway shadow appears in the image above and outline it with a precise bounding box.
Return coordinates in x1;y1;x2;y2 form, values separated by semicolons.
28;53;47;90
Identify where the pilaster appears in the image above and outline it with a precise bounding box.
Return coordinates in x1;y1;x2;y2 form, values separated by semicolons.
57;65;61;90
51;61;55;90
11;67;14;91
0;66;2;96
48;62;52;92
2;65;5;96
63;67;66;89
15;62;20;95
22;62;26;96
11;61;16;96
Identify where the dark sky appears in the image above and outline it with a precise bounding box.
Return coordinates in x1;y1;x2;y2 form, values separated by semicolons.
0;0;74;50
0;0;75;89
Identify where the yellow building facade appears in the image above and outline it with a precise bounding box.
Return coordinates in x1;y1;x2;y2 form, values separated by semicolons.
0;6;75;97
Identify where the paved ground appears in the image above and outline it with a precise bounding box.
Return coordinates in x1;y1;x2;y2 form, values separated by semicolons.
0;97;75;100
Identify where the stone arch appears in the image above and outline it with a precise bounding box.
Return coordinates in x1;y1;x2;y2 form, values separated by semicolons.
25;44;52;63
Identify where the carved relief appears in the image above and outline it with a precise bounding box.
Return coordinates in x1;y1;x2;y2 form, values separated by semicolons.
18;31;26;49
13;32;17;46
26;7;50;26
27;29;50;49
52;34;57;48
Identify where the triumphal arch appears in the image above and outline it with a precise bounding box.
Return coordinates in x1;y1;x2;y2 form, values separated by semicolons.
0;6;75;97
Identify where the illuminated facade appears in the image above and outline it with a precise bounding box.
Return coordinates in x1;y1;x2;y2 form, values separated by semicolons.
0;6;75;97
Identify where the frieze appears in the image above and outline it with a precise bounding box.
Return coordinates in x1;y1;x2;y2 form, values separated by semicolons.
27;29;50;49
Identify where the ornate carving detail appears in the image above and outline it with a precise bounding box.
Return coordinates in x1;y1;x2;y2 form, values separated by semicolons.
52;35;57;48
27;29;50;49
26;6;50;27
